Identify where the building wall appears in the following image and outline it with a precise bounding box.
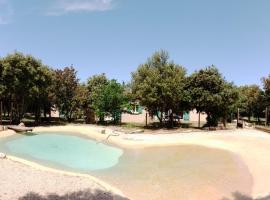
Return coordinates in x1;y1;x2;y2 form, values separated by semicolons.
121;109;207;124
121;109;158;124
188;109;207;122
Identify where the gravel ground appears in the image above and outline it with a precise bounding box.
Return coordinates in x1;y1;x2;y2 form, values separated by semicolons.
0;159;128;200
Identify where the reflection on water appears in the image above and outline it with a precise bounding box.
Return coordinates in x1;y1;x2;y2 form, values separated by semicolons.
92;145;253;200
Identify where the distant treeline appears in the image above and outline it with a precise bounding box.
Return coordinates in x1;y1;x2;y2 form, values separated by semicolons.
0;50;269;127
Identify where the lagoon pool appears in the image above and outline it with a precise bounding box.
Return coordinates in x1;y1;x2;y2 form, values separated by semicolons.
0;132;123;171
0;132;253;200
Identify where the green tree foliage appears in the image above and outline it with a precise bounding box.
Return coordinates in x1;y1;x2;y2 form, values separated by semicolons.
73;84;89;120
253;90;266;122
131;50;189;126
87;73;109;106
262;75;270;106
261;75;270;124
1;50;268;128
91;79;127;124
86;74;109;122
219;83;239;125
0;52;53;123
187;66;238;127
28;65;54;122
54;66;79;122
237;85;264;121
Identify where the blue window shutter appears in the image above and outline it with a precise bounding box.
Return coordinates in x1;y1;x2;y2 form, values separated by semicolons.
183;112;190;121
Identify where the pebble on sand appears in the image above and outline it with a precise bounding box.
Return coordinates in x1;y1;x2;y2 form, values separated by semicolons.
0;153;6;159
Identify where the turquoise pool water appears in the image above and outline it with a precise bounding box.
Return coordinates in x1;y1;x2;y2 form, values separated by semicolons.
0;133;123;171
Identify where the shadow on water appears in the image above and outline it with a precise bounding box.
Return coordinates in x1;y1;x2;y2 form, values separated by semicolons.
18;132;38;136
18;189;129;200
222;192;270;200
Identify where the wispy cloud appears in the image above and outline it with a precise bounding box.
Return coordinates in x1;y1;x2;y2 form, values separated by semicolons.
47;0;116;16
0;0;13;24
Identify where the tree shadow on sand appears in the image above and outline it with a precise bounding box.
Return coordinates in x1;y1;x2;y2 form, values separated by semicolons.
222;192;270;200
18;189;129;200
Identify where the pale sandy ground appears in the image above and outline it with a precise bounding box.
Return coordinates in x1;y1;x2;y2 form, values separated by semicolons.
0;158;128;200
0;129;15;138
1;125;270;199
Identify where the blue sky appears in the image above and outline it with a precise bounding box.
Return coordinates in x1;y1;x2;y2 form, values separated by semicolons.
0;0;270;86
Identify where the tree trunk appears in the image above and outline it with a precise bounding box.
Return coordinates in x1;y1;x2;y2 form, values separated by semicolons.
223;117;227;128
0;101;2;125
198;112;201;128
156;111;163;127
113;112;117;124
68;112;73;123
266;107;268;126
145;111;148;127
169;113;174;128
35;108;41;124
10;102;13;124
237;108;239;128
43;104;47;118
48;104;52;122
99;113;105;124
119;112;122;125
